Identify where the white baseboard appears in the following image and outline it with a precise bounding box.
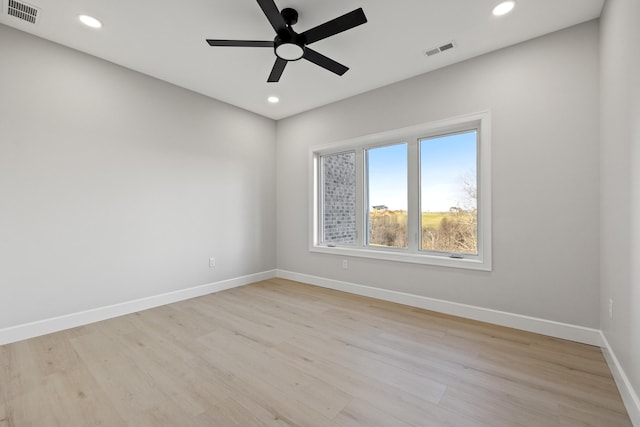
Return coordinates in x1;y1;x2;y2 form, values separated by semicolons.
0;270;277;346
601;332;640;426
0;268;604;347
276;269;603;346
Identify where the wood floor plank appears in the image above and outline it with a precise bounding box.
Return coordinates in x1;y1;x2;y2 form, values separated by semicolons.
333;397;414;427
270;342;483;427
200;327;352;419
0;278;633;426
195;397;271;427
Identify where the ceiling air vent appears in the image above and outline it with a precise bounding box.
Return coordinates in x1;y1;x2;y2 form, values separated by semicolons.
6;0;40;24
425;41;456;57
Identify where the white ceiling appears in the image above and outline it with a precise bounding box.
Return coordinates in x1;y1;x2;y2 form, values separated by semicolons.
0;0;603;120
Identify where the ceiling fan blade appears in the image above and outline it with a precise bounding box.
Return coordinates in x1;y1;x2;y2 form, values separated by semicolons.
301;8;367;45
206;39;274;47
256;0;287;33
268;57;288;82
303;48;348;76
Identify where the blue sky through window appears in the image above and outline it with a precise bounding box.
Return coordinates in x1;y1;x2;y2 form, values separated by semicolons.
421;131;477;212
366;131;477;212
367;143;407;211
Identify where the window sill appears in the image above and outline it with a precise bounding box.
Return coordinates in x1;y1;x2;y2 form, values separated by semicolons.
310;244;491;271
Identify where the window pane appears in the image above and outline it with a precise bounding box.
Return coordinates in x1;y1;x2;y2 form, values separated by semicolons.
367;143;408;248
420;131;477;254
321;152;356;245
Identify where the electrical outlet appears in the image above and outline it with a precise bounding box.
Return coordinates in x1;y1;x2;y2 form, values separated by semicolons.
209;257;216;268
609;298;613;319
342;260;349;269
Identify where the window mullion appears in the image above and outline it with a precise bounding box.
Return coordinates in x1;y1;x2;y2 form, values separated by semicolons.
315;154;322;244
407;139;419;253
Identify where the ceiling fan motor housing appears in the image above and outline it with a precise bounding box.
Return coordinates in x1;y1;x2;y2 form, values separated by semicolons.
274;8;305;61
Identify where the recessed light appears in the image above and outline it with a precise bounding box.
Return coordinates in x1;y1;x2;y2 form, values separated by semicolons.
268;96;280;104
79;14;102;28
492;1;516;16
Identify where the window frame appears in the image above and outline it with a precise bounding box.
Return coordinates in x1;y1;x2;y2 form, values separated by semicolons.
309;111;492;271
365;141;410;249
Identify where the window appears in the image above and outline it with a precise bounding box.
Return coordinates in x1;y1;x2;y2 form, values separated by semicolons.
367;143;408;249
311;112;491;270
420;131;478;255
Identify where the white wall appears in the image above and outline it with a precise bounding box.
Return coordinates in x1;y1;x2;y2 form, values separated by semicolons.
276;21;601;328
600;0;640;416
0;24;276;329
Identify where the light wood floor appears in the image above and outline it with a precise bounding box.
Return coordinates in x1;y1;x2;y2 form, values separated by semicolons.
0;278;632;426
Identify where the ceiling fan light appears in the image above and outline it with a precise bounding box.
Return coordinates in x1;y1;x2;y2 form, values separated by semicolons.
268;96;280;103
492;1;516;16
275;43;304;61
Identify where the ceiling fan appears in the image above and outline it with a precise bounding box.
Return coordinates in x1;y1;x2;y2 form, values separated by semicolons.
205;0;368;82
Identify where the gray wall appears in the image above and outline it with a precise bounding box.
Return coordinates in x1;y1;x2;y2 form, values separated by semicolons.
276;21;601;328
600;0;640;402
0;25;276;328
